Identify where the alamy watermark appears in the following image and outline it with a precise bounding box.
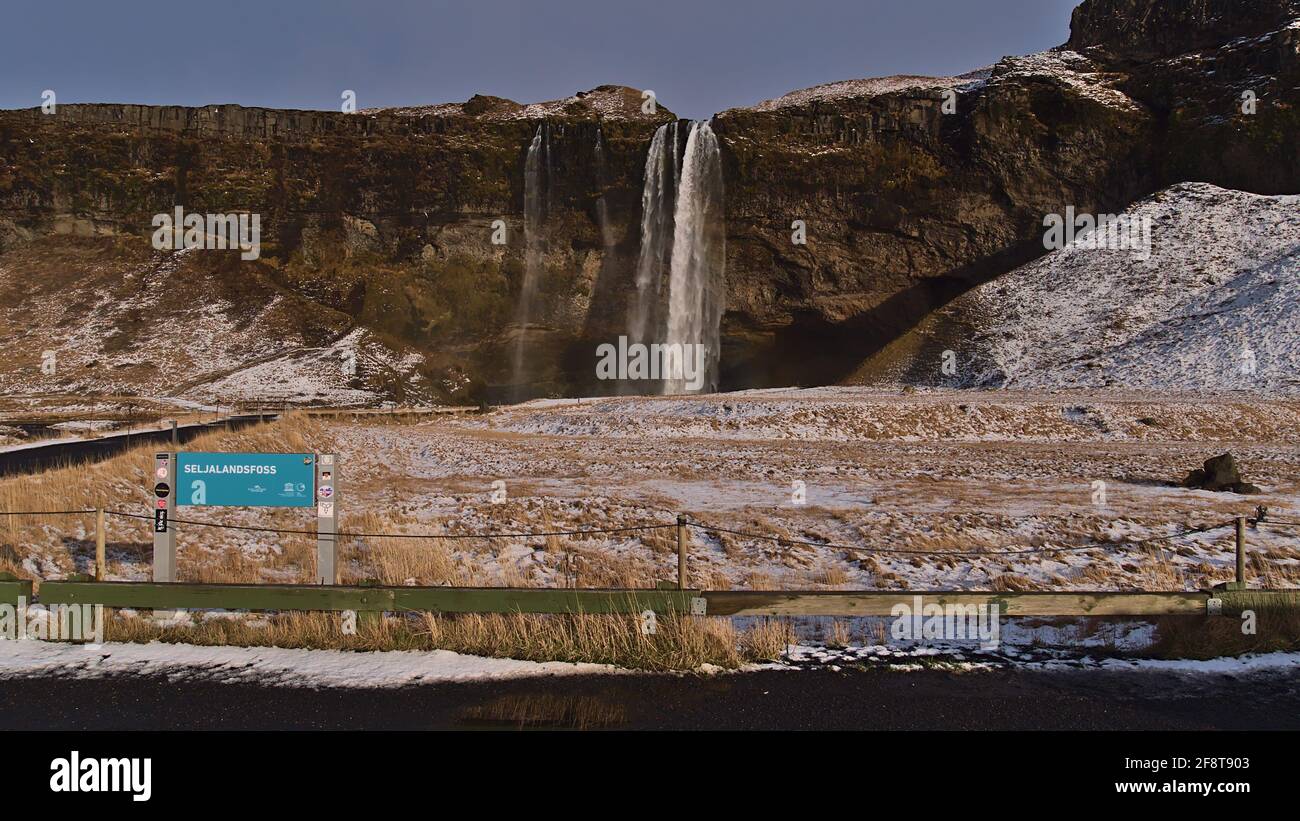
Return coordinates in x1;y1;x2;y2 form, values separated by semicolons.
1043;206;1151;260
889;595;1000;650
595;335;707;391
151;206;261;260
50;751;151;802
0;598;103;643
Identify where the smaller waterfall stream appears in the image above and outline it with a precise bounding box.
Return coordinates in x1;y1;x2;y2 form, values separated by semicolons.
594;127;614;250
510;123;549;399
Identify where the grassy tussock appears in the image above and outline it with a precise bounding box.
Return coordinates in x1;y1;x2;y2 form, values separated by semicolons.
737;617;794;661
1145;609;1300;659
104;609;787;671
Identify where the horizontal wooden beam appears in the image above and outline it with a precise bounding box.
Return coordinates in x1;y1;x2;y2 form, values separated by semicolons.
34;581;1300;619
0;577;33;606
37;580;703;615
701;590;1213;617
390;587;701;615
39;581;395;611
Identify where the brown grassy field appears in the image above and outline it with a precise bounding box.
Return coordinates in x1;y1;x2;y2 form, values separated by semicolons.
3;390;1298;665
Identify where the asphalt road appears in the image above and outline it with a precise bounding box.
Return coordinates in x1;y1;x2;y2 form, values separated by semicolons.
0;416;266;477
2;665;1297;730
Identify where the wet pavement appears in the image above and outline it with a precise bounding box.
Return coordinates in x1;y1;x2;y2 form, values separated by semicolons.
2;664;1297;730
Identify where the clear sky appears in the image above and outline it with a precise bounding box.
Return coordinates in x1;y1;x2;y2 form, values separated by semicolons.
2;0;1081;119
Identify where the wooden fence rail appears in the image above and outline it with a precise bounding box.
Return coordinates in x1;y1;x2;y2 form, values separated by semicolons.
700;590;1212;617
36;580;706;616
27;578;1299;618
0;573;33;608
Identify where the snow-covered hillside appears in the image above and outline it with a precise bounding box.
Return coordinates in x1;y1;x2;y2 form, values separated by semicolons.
910;183;1300;394
0;238;436;408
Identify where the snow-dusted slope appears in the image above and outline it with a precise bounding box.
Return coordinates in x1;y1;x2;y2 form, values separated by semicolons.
940;183;1300;394
0;238;435;407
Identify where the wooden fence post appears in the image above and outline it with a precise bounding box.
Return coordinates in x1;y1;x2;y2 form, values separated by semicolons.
677;515;688;590
95;508;106;580
1236;516;1247;588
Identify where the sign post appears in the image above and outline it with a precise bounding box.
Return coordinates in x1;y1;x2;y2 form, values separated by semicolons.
315;454;338;585
152;452;177;582
151;452;336;588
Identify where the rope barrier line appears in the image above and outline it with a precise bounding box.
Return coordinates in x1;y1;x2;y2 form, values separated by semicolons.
0;509;96;516
0;507;1254;558
103;509;676;540
685;519;1236;558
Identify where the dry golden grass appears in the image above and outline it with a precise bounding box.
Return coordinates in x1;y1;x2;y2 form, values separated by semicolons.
813;565;850;588
104;609;782;670
737;617;794;661
826;619;851;648
990;573;1039;591
354;534;467;587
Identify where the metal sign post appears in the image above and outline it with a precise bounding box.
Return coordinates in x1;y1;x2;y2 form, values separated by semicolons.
315;454;338;585
152;452;177;582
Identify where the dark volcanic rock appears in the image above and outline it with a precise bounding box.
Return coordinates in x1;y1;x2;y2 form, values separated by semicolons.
1069;0;1300;61
1182;453;1262;494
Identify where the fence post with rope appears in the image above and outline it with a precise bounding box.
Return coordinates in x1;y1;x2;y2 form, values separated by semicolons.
1235;516;1247;590
95;507;106;580
677;514;688;590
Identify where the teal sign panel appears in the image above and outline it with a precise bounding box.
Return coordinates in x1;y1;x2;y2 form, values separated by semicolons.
176;452;316;507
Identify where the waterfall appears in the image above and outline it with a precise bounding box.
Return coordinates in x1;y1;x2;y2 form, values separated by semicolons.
663;120;724;394
594;127;614;250
510;123;548;399
628;122;678;348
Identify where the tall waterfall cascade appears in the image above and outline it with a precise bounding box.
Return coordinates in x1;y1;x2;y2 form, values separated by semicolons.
628;122;679;348
627;120;724;394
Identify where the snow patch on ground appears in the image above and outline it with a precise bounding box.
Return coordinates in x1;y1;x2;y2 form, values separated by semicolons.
2;634;1294;687
0;639;614;689
770;642;1300;674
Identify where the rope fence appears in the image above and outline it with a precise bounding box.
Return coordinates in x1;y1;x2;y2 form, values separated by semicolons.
683;519;1236;557
2;507;1290;559
0;509;96;517
101;509;676;540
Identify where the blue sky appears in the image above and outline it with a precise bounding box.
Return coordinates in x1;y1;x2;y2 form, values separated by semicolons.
2;0;1081;119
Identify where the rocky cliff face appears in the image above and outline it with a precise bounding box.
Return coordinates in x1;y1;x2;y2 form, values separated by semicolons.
1068;0;1299;60
715;0;1299;388
0;87;672;399
0;0;1296;403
